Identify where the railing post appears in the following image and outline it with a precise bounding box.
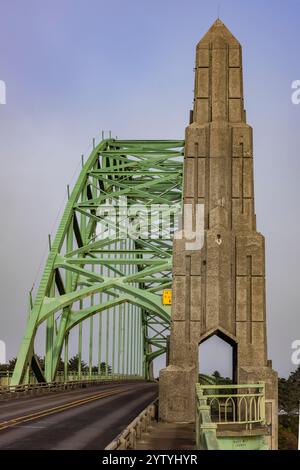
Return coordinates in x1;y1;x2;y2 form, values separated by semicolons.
259;382;265;424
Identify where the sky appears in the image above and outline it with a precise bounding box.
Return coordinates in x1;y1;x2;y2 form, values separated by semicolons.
0;0;299;378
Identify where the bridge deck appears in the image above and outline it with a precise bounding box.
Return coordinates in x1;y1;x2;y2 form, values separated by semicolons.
136;422;195;450
0;381;157;449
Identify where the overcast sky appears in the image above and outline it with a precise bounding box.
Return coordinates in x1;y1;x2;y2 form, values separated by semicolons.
0;0;299;378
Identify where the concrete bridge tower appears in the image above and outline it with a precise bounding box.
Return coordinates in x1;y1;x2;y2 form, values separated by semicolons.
159;19;278;449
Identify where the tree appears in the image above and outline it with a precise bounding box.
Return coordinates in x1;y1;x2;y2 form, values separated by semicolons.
7;357;17;371
0;362;8;372
278;365;300;450
68;355;88;372
279;365;300;414
212;370;221;379
211;370;232;385
91;363;112;374
56;357;64;372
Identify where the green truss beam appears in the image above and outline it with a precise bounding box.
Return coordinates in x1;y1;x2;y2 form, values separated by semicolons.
12;139;184;385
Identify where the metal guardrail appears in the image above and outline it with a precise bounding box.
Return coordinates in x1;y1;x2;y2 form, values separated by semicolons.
0;371;142;386
105;399;158;450
196;383;266;426
0;375;144;400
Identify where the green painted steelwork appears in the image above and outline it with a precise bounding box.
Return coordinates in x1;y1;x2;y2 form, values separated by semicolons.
12;139;184;385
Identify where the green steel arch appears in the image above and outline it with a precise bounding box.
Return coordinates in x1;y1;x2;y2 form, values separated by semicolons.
12;139;184;385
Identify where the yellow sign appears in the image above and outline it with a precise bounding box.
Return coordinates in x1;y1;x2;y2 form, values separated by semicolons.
162;289;172;305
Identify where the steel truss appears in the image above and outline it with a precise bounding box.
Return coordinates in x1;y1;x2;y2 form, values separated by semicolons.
12;139;184;385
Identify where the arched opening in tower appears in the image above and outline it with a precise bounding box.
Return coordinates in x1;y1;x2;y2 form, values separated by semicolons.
198;331;237;384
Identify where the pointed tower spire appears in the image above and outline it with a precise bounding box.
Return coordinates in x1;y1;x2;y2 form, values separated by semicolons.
197;19;240;47
193;20;244;123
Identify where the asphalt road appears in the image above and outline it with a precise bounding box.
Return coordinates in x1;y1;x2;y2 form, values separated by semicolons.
0;381;158;449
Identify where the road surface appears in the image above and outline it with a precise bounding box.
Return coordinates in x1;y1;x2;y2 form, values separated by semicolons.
0;381;158;449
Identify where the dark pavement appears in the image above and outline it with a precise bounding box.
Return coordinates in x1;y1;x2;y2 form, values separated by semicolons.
0;381;158;449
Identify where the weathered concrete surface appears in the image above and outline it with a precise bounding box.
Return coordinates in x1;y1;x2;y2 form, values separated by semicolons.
159;19;278;449
136;422;195;450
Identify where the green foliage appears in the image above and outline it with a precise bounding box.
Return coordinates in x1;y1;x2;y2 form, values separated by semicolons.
56;357;64;372
279;365;300;414
278;416;298;450
0;357;18;372
2;355;112;376
91;363;112;374
212;370;232;385
198;370;232;385
67;355;111;374
68;355;88;372
278;365;300;450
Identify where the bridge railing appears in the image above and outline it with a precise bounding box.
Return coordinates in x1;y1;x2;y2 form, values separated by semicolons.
196;383;265;427
0;374;144;399
196;383;265;450
0;371;143;387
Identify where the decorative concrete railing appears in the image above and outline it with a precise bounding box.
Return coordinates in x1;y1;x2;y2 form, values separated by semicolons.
195;383;266;450
197;383;265;426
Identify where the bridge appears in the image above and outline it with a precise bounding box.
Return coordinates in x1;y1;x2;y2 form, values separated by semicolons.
0;139;183;450
0;20;278;451
11;138;183;386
